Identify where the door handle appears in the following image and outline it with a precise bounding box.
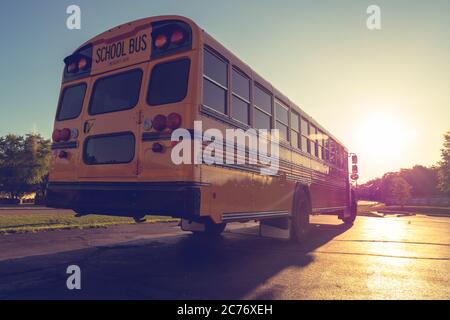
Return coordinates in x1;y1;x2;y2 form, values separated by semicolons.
83;120;94;134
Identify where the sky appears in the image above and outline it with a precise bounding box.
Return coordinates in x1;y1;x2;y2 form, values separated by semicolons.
0;0;449;182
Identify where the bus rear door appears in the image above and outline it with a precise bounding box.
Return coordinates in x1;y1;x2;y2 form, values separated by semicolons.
77;65;146;180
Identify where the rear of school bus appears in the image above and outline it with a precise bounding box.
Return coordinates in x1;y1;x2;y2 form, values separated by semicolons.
46;16;208;223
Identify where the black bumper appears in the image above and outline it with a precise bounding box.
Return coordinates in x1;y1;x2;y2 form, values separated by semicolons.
46;182;203;218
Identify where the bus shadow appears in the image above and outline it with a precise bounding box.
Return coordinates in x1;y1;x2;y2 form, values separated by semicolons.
0;222;351;300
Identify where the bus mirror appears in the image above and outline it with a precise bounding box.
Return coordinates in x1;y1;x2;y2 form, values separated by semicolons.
351;154;358;164
352;165;358;174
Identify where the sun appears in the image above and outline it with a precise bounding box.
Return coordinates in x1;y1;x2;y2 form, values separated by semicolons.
355;113;415;159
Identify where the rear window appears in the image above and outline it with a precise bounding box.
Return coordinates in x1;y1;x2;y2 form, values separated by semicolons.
84;133;135;165
147;58;190;106
89;69;142;115
57;84;86;121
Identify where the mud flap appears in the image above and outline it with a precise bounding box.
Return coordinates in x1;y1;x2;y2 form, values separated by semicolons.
259;217;291;240
181;219;206;232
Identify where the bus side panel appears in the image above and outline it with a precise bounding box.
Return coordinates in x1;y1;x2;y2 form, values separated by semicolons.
309;157;348;211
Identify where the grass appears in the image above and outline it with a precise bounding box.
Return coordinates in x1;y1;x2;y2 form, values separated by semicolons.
0;212;177;235
357;202;450;216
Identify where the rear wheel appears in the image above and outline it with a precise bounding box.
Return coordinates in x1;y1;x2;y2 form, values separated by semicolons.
290;185;311;243
342;190;357;225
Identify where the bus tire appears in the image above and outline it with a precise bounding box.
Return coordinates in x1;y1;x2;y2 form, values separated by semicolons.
342;190;357;225
290;184;311;243
192;221;227;237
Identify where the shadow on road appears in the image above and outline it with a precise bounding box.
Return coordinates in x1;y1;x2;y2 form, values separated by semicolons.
0;221;351;300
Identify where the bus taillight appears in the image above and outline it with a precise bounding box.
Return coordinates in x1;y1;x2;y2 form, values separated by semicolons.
151;20;192;59
167;113;182;130
155;34;169;49
52;129;62;142
78;58;89;71
60;128;71;142
63;44;93;82
152;142;164;153
58;151;69;159
171;30;185;45
153;115;167;132
67;63;78;74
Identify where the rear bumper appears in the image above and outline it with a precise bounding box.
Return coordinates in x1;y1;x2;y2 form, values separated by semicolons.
46;181;204;218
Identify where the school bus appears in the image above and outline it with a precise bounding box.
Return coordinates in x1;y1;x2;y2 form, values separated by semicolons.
46;15;358;241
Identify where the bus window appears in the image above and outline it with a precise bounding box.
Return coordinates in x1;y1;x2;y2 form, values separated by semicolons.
253;84;272;130
330;139;337;164
231;68;250;124
275;100;289;141
301;117;310;154
84;132;135;165
89;69;143;115
291;111;300;149
57;83;87;121
318;130;324;159
203;48;228;114
148;58;190;106
310;125;318;157
323;134;330;161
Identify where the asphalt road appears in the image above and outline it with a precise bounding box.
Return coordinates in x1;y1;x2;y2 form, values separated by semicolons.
1;210;450;300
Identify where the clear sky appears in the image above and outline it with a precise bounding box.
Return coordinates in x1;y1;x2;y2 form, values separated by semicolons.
0;0;449;182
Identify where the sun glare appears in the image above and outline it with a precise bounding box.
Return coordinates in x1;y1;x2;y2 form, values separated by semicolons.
355;113;415;159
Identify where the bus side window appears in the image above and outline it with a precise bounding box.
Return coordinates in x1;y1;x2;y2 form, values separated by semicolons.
323;134;330;161
231;68;250;125
253;84;272;131
310;125;318;157
330;140;337;165
203;48;228;115
300;117;310;154
291;111;300;149
275;100;289;141
318;130;324;160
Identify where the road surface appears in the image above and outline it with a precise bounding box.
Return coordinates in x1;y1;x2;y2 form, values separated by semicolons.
1;210;450;299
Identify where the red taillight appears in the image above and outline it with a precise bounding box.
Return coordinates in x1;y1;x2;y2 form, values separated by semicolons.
154;34;168;49
78;58;88;71
60;128;71;142
52;129;62;142
171;30;185;44
67;63;78;74
152;143;164;153
153;115;167;132
58;151;68;159
167;113;182;130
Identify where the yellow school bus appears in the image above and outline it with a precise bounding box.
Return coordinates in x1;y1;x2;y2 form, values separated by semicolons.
46;15;358;240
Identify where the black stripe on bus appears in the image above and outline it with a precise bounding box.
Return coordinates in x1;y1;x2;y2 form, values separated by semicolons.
51;141;78;150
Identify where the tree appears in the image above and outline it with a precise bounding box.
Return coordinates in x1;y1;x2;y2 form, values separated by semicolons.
398;165;440;198
380;174;412;207
0;134;51;201
438;130;450;195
